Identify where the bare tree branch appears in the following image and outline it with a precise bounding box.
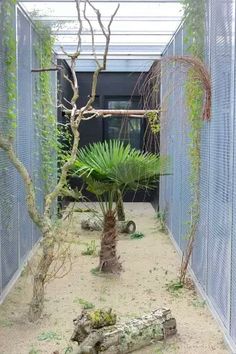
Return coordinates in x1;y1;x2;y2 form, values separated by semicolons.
0;134;43;228
63;109;161;118
75;0;84;53
60;187;82;201
83;1;100;67
82;1;120;112
31;67;61;72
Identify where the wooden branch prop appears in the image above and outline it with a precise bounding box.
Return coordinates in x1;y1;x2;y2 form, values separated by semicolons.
31;67;61;72
63;109;160;118
71;308;177;354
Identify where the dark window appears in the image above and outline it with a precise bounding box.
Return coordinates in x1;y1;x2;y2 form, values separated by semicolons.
104;97;142;150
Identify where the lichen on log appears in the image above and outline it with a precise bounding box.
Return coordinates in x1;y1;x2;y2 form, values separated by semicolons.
71;308;177;354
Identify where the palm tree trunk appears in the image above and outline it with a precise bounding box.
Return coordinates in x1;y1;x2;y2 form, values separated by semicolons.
28;232;54;322
116;190;125;221
99;210;122;273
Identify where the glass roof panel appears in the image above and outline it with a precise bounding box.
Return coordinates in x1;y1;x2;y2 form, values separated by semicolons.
21;2;183;17
20;0;183;62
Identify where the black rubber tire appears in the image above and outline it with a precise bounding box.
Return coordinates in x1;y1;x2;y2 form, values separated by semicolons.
125;220;136;234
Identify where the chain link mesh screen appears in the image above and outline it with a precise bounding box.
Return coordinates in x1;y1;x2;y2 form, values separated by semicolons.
160;0;236;347
0;5;57;301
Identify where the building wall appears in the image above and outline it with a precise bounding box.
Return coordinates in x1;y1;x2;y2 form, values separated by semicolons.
159;0;236;349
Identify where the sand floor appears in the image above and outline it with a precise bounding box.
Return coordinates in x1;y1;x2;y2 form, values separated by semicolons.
0;202;231;354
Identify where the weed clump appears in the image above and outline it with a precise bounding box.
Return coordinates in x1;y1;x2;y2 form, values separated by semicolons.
130;231;144;239
81;240;98;256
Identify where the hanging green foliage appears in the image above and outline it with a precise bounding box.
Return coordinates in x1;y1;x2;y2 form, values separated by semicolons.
179;0;206;283
146;111;160;135
1;0;17;135
33;22;57;194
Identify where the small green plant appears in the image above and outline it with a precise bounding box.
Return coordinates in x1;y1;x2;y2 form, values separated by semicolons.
130;231;144;239
64;345;73;353
155;342;179;353
37;331;62;342
81;240;98;256
90;267;100;276
74;297;95;310
166;280;184;296
191;298;206;308
157;210;168;234
0;318;13;328
29;348;42;354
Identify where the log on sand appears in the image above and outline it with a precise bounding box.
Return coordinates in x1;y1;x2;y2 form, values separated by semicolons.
81;217;136;234
71;308;177;354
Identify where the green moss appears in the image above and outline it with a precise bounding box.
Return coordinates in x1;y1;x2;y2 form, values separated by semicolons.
88;309;117;329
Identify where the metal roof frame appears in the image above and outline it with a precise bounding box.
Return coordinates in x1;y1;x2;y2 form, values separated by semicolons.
21;0;181;2
19;0;183;71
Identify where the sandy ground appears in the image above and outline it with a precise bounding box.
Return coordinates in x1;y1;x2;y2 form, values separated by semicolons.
0;202;231;354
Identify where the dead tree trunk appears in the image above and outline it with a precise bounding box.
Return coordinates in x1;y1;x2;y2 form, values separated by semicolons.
28;230;54;322
99;210;121;273
71;308;177;354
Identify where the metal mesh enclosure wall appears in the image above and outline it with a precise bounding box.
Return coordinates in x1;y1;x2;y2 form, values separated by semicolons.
160;0;236;348
0;5;57;301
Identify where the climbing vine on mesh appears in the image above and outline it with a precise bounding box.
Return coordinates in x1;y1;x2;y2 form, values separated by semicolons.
1;0;17;135
0;0;17;234
179;0;206;283
33;22;57;194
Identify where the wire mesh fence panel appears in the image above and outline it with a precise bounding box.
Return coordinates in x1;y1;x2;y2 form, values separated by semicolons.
170;29;184;247
0;5;57;299
163;42;174;231
178;24;192;253
206;0;233;327
31;27;43;245
160;0;236;346
191;2;211;291
17;9;33;263
231;21;236;340
0;3;19;296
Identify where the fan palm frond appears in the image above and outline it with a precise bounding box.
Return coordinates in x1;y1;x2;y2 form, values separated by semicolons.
72;140;168;196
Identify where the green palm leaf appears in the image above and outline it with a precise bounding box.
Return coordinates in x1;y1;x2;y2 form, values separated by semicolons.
72;140;168;198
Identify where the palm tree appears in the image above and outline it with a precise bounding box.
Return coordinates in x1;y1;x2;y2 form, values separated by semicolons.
72;140;167;273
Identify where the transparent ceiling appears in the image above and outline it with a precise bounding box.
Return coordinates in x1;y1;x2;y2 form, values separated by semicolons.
19;0;183;70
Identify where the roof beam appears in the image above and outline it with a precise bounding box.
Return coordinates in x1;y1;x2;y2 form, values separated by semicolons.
52;30;173;36
33;16;182;22
55;53;164;57
20;0;181;3
55;52;162;56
